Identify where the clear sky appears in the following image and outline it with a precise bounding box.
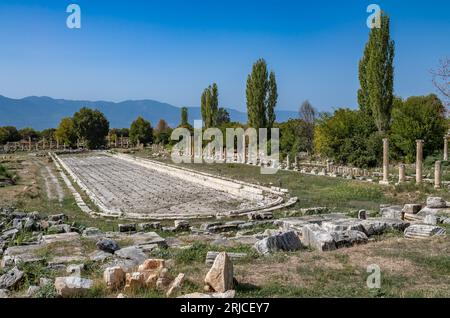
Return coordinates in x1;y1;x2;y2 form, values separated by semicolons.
0;0;449;112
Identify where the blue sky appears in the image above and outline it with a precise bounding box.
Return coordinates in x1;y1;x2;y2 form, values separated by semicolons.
0;0;449;112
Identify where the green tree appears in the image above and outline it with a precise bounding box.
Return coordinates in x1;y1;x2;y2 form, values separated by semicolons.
180;107;189;127
314;109;381;168
390;94;447;163
246;58;277;130
299;100;316;154
0;126;20;144
154;119;172;145
129;116;153;146
73;107;110;149
40;128;56;140
201;83;219;128
216;107;230;125
55;117;77;148
358;13;395;133
277;119;308;158
267;71;278;129
19;128;40;141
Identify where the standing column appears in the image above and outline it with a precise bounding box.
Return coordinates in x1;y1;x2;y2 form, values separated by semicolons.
398;164;406;183
434;161;442;189
416;140;424;184
381;138;389;184
444;137;448;161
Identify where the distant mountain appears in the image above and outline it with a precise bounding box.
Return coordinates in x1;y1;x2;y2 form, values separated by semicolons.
0;95;298;130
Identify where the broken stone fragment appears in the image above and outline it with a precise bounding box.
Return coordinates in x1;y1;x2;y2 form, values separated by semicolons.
118;223;136;233
380;206;403;219
103;266;126;290
402;204;422;214
254;231;302;254
54;276;93;298
248;211;273;220
426;197;447;209
48;214;68;222
47;224;71;234
96;238;120;254
302;224;337;251
330;230;368;248
166;273;185;297
174;220;190;231
358;210;367;220
404;224;446;239
138;222;161;231
0;267;24;290
82;227;103;237
66;264;85;276
114;246;147;265
205;251;248;265
25;285;40;298
204;252;234;293
124;272;145;292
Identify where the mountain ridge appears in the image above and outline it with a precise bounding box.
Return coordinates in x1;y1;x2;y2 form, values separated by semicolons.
0;95;298;130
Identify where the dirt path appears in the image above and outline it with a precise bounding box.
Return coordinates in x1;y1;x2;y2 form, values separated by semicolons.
38;160;64;202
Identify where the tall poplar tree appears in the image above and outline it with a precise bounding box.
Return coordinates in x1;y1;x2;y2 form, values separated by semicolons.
358;13;395;134
246;58;277;130
200;83;219;128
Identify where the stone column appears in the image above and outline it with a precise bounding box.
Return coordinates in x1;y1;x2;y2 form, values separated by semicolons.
416;140;424;184
444;137;448;161
286;155;290;170
380;138;389;184
326;160;331;173
434;160;442;189
398;164;406;183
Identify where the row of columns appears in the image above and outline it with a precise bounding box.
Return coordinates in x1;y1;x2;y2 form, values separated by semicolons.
382;138;444;188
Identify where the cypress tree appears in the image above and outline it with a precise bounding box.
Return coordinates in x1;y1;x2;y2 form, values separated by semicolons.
181;107;189;126
267;71;278;129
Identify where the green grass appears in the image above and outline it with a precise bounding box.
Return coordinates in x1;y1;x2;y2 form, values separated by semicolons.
150;241;259;265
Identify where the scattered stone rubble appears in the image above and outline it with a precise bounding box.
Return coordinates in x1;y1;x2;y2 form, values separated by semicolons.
0;193;448;298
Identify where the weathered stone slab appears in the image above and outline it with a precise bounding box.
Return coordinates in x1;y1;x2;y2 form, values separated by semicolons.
380;206;403;219
114;246;148;265
0;267;24;289
54;276;93;297
301;224;336;251
254;231;302;254
96;239;120;253
105;232;167;248
321;219;366;233
404;224;446;239
426;197;447;209
205;251;248;265
1;244;45;268
331;230;368;248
